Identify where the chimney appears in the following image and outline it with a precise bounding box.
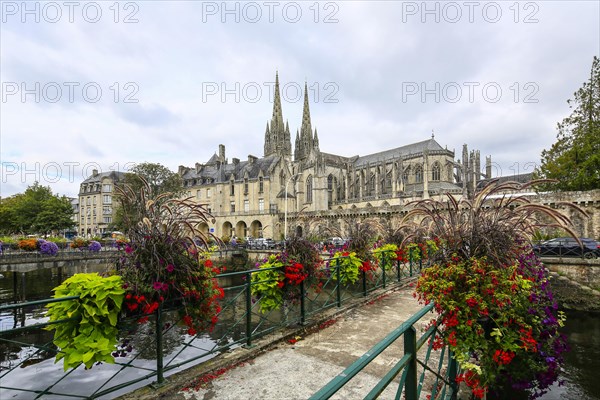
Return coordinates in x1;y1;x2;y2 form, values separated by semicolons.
195;163;203;174
178;165;187;175
232;158;240;165
486;156;492;179
248;155;257;164
92;169;98;177
219;144;226;162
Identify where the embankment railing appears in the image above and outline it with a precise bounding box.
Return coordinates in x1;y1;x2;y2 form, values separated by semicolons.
0;254;428;399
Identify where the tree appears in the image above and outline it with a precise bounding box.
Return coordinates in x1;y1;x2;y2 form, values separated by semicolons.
0;182;74;235
112;162;184;231
536;56;600;191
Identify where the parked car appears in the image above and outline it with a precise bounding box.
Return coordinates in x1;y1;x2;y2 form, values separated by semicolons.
532;237;599;259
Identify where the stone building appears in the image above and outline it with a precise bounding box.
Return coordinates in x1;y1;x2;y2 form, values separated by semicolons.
77;170;125;237
178;73;492;240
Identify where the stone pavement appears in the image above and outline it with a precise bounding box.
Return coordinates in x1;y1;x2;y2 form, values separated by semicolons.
119;280;436;400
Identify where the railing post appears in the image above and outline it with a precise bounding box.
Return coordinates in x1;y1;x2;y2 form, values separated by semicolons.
336;258;341;307
362;269;367;297
155;302;164;385
245;271;253;346
300;279;306;325
396;259;401;282
448;349;458;400
409;249;413;277
404;326;418;400
382;257;386;288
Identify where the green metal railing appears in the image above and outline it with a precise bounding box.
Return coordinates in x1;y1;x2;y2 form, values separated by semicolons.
310;303;458;400
0;253;427;399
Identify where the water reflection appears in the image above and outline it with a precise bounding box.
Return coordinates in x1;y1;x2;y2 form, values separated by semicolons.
539;310;600;400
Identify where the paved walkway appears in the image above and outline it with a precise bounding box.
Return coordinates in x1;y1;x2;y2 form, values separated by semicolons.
120;281;434;400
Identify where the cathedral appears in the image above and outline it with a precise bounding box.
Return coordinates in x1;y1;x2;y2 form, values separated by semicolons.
179;73;491;240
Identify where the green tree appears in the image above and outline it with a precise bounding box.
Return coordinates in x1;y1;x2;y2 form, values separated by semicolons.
536;56;600;191
112;162;184;231
0;182;74;235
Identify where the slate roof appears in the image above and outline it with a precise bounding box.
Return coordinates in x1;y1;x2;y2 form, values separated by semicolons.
81;171;125;184
182;155;281;184
353;138;450;167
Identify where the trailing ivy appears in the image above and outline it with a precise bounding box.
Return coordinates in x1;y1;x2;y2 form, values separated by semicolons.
45;273;125;371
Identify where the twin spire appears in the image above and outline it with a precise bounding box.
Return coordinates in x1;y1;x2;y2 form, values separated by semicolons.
263;72;319;160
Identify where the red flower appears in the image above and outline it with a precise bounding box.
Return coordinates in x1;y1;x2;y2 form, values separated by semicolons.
204;260;213;268
188;328;197;336
277;281;285;288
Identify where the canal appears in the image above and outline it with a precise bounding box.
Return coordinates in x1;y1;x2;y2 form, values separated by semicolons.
1;263;599;399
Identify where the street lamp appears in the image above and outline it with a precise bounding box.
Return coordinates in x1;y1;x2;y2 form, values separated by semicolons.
284;173;300;249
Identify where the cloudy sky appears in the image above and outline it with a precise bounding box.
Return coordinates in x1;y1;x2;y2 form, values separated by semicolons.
1;0;598;198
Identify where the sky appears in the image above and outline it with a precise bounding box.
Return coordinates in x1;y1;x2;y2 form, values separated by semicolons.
1;0;599;198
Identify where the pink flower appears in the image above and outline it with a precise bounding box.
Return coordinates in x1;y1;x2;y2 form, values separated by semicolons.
153;282;163;290
161;282;169;291
166;264;175;273
125;244;134;254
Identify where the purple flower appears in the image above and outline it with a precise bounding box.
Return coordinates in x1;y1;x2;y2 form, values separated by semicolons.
153;282;163;290
88;241;102;252
166;264;175;273
39;240;59;256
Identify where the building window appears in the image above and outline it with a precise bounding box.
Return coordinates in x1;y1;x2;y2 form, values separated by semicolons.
86;196;91;205
258;198;264;212
244;200;249;212
104;217;112;224
280;171;286;186
306;175;313;203
432;162;441;181
258;176;264;193
403;168;410;184
230;180;235;196
269;203;278;213
102;184;111;192
93;196;97;205
196;190;201;199
103;195;112;204
415;165;423;183
230;201;235;212
207;188;212;198
244;178;249;194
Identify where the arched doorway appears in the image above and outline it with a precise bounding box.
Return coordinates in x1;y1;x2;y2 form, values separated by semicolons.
222;221;233;238
235;221;248;238
250;220;263;238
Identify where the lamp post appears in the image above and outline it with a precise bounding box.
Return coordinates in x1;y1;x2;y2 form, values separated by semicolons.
284;173;300;249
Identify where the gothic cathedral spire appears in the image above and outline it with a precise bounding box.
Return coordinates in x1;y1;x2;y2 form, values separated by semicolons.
264;71;292;157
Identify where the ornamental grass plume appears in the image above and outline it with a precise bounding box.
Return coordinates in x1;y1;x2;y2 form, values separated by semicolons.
115;177;224;334
400;179;585;399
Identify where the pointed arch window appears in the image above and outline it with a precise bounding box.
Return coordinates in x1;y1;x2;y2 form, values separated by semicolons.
403;167;410;185
415;165;423;183
258;176;264;193
432;162;441;181
306;175;313;203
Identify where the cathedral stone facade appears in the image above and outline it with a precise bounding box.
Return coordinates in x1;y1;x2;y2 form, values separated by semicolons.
178;73;491;240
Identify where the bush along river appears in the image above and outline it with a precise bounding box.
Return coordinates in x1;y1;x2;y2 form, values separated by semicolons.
1;262;599;399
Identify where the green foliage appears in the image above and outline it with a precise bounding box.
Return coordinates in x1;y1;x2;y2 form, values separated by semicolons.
536;56;600;191
250;255;285;313
0;182;74;235
373;243;398;270
330;251;363;285
113;163;184;231
45;273;125;371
